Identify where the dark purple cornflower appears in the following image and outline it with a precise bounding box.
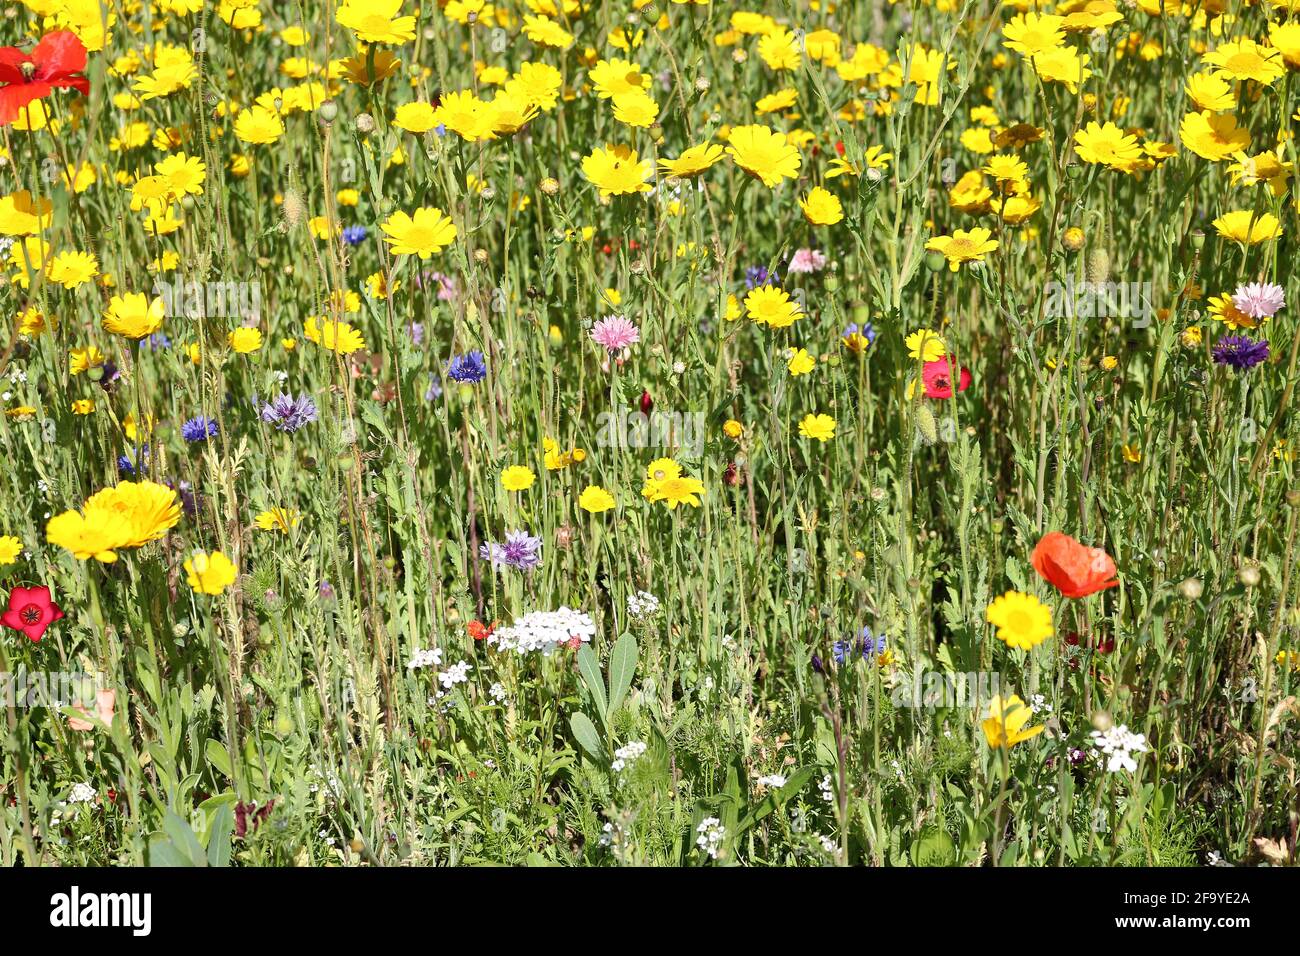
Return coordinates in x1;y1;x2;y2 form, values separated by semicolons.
94;359;120;391
178;480;201;518
318;581;336;601
1212;335;1270;371
745;265;779;289
342;225;368;246
117;444;148;476
260;392;318;432
447;350;487;384
479;530;543;571
811;653;824;674
182;415;218;443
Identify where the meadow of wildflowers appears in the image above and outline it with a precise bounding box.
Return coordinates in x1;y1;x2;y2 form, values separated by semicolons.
0;0;1297;871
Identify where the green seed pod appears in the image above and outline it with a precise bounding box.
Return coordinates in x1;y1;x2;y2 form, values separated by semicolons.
915;402;938;445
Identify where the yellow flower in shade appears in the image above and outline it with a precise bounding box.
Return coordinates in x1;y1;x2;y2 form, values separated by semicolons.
744;285;804;328
981;694;1046;748
578;485;616;513
723;420;743;440
1212;210;1282;245
1184;73;1235;112
1202;39;1285;86
233;105;285;145
726;125;801;187
17;307;54;336
787;347;816;376
337;0;416;44
500;465;536;492
304;316;366;354
582;144;653;197
393;101;438;133
0;535;21;565
71;399;95;415
1179;111;1250;161
70;346;106;375
658;143;724;178
1002;12;1065;57
924;228;998;271
254;508;302;532
646;475;706;509
1073;121;1142;170
1122;443;1142;463
381;207;457;258
103;292;165;339
798;187;844;226
798;413;837;442
228;327;263;353
185;550;238;595
0;190;52;235
985;590;1053;650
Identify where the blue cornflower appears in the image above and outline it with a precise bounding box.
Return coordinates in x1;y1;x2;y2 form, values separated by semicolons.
260;393;318;433
149;332;172;351
118;444;149;475
342;225;368;246
447;350;487;384
745;265;779;289
182;416;219;443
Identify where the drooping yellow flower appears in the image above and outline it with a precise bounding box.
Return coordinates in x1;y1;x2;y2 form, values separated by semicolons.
982;694;1046;748
726;125;801;187
381;207;458;258
658;143;725;178
985;590;1054;650
185;550;238;595
255;508;302;532
102;292;165;339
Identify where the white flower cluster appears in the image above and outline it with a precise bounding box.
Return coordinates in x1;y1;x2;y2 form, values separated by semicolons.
819;774;835;803
438;660;472;690
611;740;647;773
488;682;507;704
406;647;443;671
489;607;596;655
1090;724;1150;772
695;817;726;859
755;773;787;789
68;783;96;804
627;590;660;619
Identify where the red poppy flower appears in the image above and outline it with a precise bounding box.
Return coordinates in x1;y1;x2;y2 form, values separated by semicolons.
467;619;495;642
922;356;972;399
1;585;65;641
0;31;89;127
1031;532;1118;598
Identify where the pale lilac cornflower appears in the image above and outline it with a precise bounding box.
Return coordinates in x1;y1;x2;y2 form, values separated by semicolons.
590;315;640;353
260;393;318;432
1232;282;1285;320
479;530;543;570
788;248;827;274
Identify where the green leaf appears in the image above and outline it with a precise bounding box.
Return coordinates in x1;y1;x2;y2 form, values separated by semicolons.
569;712;604;759
606;632;638;720
206;804;234;868
576;645;608;722
911;825;957;867
205;738;232;779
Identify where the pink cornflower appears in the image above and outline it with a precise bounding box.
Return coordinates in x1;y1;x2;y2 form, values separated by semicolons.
590;315;640;353
788;248;827;274
1233;282;1285;320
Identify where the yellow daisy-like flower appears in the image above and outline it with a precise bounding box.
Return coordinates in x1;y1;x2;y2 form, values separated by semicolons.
1002;12;1065;57
233;106;285;145
985;590;1054;650
1212;210;1282;245
577;485;616;513
787;347;816;376
744;284;804;328
582;144;653;197
304;316;366;354
103;292;165;340
1073;121;1142;170
1202;38;1285;86
1179;111;1250;162
924;228;998;271
255;508;302;532
393;101;439;133
798;187;843;226
185;550;238;595
658;143;724;178
0;535;22;565
725;125;801;188
500;465;537;492
982;694;1046;748
906;328;946;362
798;413;836;442
336;0;416;45
381;207;458;258
646;475;706;510
71;399;95;415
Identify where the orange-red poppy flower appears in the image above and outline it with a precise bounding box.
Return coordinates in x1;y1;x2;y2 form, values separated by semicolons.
0;31;89;127
1031;532;1118;598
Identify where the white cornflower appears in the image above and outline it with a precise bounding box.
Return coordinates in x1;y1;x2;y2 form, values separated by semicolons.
488;682;507;703
695;817;725;859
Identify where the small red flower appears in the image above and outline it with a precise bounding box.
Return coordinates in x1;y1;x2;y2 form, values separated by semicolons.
1;585;64;642
467;619;495;642
922;357;972;399
834;140;846;156
639;389;654;417
0;31;90;127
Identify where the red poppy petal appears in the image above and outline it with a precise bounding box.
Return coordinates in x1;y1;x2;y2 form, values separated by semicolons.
0;83;50;126
32;30;87;80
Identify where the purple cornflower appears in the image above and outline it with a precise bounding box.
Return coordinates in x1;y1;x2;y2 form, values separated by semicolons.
479;530;543;570
342;225;368;246
95;359;120;390
409;322;425;347
260;393;318;432
831;627;887;665
842;322;877;347
425;374;443;402
447;350;487;383
149;332;171;351
1212;335;1270;371
117;444;148;476
1232;282;1284;320
745;265;778;289
182;415;218;443
590;315;640;353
